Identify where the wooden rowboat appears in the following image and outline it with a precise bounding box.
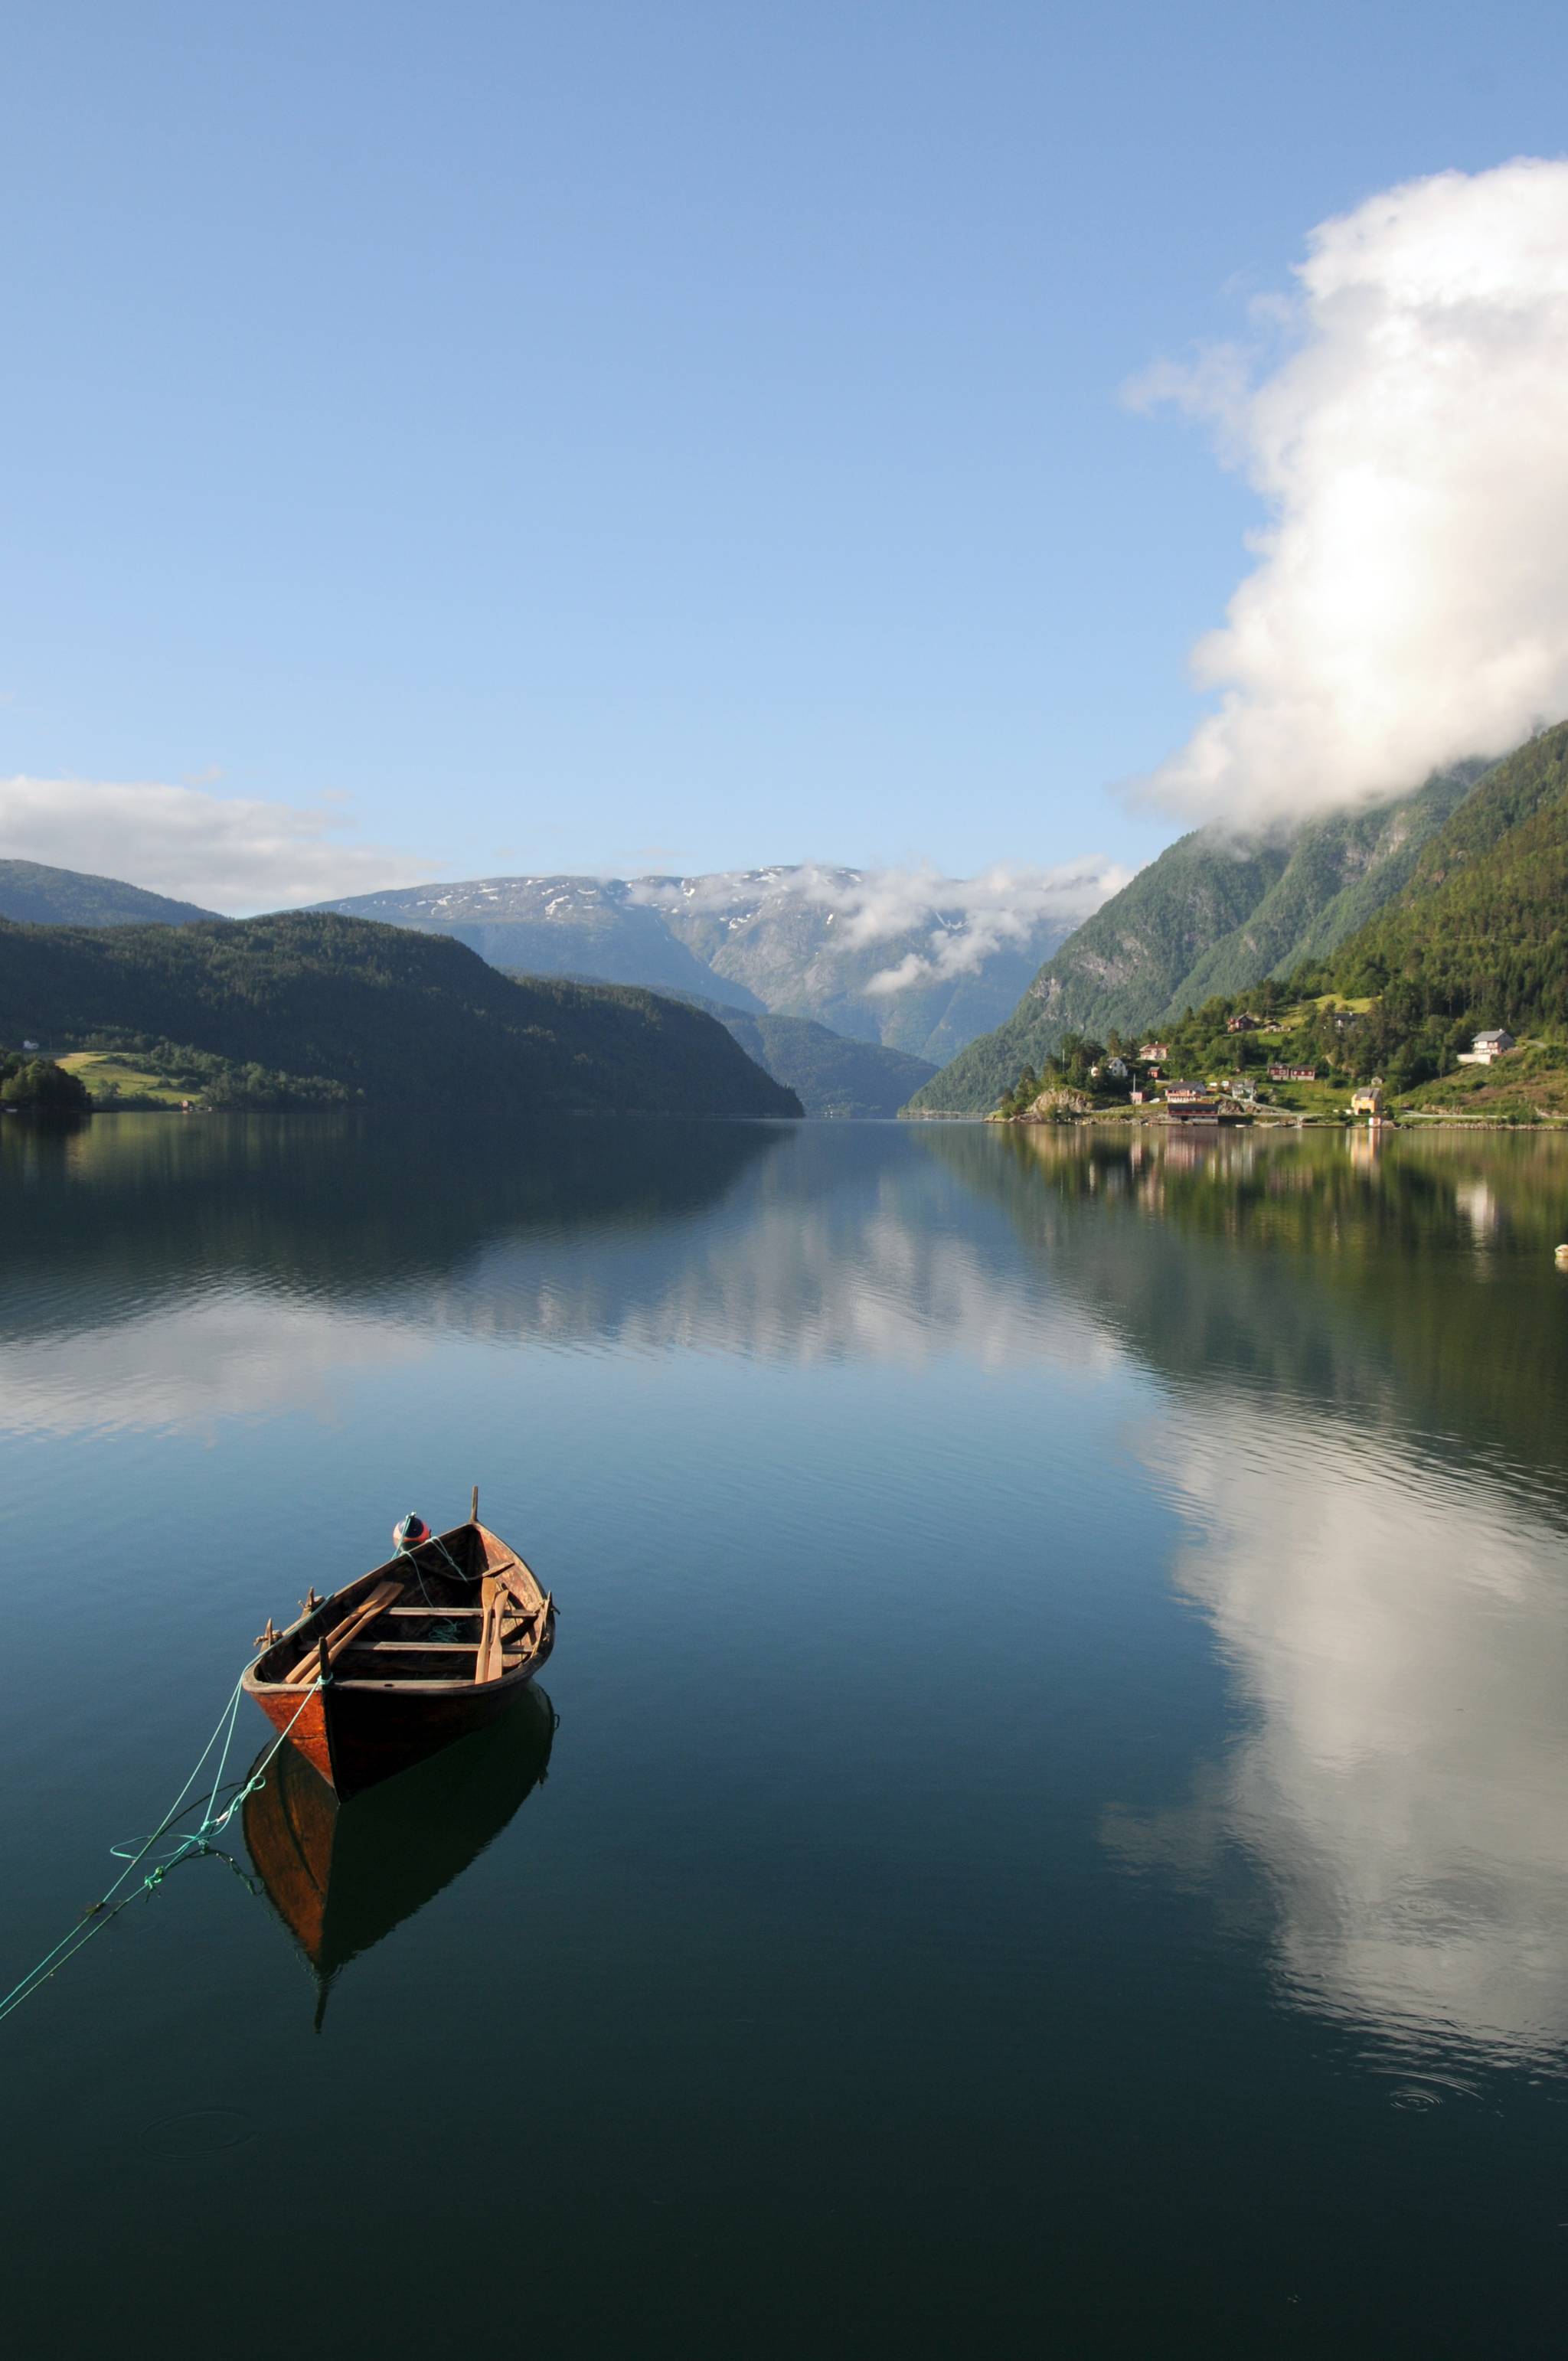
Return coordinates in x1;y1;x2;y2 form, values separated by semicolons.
241;1496;557;1800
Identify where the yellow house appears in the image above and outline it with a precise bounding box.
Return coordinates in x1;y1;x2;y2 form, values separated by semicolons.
1351;1083;1384;1118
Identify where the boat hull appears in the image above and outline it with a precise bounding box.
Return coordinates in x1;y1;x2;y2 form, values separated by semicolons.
248;1625;554;1801
241;1517;557;1800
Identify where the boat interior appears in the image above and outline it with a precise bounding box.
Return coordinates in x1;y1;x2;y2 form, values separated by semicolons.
252;1522;551;1691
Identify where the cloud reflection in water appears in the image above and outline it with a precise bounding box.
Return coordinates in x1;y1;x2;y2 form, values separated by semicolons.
1113;1393;1568;2073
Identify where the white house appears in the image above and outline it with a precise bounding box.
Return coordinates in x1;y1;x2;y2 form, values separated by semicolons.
1457;1028;1517;1066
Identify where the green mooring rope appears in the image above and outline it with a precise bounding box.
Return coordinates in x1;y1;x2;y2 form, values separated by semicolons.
0;1670;322;2026
395;1530;479;1608
5;1530;478;2025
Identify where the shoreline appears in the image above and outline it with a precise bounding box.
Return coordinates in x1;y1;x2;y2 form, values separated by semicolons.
899;1107;1568;1134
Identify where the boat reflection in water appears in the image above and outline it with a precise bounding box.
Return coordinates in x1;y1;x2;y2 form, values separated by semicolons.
243;1683;556;2023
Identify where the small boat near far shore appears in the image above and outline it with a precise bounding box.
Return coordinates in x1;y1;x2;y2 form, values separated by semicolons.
241;1493;557;1800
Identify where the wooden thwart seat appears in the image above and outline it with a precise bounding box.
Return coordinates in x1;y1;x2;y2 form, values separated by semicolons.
344;1639;481;1653
286;1579;403;1685
383;1605;485;1618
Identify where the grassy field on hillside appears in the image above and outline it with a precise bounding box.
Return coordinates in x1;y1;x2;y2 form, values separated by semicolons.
57;1052;195;1106
1399;1042;1568;1121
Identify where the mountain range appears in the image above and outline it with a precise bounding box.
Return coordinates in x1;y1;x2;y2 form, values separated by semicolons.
0;860;944;1118
312;867;1083;1063
11;723;1568;1128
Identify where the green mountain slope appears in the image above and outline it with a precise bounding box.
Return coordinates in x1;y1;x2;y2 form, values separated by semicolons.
662;994;936;1116
1168;768;1480;1004
905;769;1481;1115
0;912;802;1116
1328;723;1568;1027
0;857;215;927
904;833;1288;1113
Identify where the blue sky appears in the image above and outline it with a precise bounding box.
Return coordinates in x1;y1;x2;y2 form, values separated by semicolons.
3;1;1566;900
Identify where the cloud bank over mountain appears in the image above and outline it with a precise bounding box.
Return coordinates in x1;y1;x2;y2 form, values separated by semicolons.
632;857;1127;994
1134;158;1568;831
0;777;431;911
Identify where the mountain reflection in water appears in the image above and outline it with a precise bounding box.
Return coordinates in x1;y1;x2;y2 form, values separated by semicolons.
243;1686;556;2020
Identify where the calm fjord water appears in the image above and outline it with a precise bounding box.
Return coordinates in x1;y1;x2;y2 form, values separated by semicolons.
5;1113;1568;2356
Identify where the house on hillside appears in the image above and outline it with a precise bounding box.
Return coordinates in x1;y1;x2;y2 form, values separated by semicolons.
1138;1043;1171;1064
1457;1028;1517;1066
1226;1012;1262;1034
1351;1083;1384;1118
1268;1064;1317;1083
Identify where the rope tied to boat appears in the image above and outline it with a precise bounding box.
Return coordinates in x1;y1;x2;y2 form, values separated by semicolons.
0;1670;322;2026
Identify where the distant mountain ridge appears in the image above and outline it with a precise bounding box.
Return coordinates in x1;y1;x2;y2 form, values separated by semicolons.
311;875;757;1007
659;993;937;1118
0;857;216;929
905;767;1483;1114
314;865;1087;1062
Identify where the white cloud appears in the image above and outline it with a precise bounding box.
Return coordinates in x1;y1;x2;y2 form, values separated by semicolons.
844;860;1130;991
0;777;433;913
632;858;1129;994
1133;158;1568;829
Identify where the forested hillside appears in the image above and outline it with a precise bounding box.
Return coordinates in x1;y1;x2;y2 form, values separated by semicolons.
0;858;215;928
905;767;1481;1115
1327;723;1568;1028
1168;767;1480;1001
0;912;802;1116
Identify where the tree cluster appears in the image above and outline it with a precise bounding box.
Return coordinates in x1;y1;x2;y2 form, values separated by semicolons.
0;1051;90;1111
